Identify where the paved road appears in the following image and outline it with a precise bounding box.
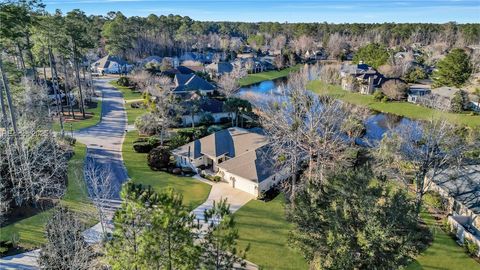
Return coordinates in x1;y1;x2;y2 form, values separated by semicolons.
0;78;128;269
76;78;129;198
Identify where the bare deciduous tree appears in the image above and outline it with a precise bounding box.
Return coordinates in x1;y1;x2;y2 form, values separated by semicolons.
260;71;354;200
38;206;95;270
84;157;113;235
376;117;473;216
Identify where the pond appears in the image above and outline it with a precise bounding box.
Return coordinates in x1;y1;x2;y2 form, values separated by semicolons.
237;78;416;144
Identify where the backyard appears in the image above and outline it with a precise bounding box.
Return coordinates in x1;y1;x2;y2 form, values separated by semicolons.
307;80;480;128
239;65;302;86
0;143;97;252
122;131;211;209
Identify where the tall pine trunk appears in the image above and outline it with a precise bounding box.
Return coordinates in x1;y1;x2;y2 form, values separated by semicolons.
48;47;64;135
72;44;86;119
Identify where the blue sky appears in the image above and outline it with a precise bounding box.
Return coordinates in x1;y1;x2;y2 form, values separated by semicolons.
44;0;480;23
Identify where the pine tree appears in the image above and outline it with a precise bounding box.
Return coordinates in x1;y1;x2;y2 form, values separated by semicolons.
433;48;472;87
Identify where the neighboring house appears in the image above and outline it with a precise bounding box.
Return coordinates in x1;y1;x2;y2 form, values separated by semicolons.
172;74;215;95
426;165;480;256
91;55;132;74
206;62;233;78
138;55;162;67
407;84;431;103
429;86;460;111
470;98;480;112
340;63;385;95
180;97;233;126
172;127;288;197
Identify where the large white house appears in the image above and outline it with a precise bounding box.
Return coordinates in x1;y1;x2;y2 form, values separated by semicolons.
172;127;288;197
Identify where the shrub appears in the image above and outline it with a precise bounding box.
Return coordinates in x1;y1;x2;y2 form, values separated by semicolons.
424;190;443;210
450;90;470;113
464;238;479;257
181;167;194;175
199;113;215;126
381;79;408;101
147;146;171;170
135;113;160;136
117;76;130;87
168;134;189;150
207;125;223;134
176;127;207;141
172;168;182;175
133;142;154;153
213;176;222;182
130;101;144;109
373;90;385;101
61;135;76;146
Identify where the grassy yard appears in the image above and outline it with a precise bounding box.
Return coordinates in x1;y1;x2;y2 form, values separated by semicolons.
307;80;480;128
235;194;308;270
407;212;480;270
53;100;103;132
239;65;302;86
0;143;96;250
109;81;143;101
122;131;211;209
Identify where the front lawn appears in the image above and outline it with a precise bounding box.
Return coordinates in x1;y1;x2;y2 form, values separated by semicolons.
53;100;103;132
122;131;211;209
234;194;308;270
0;143;96;251
239;65;302;86
307;80;480;128
109;81;142;101
125;102;146;125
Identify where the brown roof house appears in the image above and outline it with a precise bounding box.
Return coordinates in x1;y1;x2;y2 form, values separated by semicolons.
172;127;289;197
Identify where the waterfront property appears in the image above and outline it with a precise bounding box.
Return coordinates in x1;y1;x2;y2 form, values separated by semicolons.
172;127;288;197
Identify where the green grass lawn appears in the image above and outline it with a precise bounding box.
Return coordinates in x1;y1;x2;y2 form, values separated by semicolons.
407;212;480;270
239;65;302;86
0;143;96;250
109;81;143;101
234;194;308;270
122;131;211;209
307;80;480;128
125;102;146;125
53;100;103;132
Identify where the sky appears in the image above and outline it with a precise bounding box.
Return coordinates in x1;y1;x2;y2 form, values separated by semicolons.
43;0;480;23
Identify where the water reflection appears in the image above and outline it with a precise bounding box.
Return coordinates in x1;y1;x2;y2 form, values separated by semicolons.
237;78;416;143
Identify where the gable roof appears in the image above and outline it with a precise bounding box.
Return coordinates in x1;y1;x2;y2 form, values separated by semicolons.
206;62;233;74
173;74;215;93
217;144;277;183
93;55;129;69
181;98;225;115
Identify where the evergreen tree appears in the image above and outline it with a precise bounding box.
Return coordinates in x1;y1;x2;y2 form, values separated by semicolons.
106;183;199;270
433;48;472;87
450;89;470;112
352;43;389;69
289;167;422;270
200;199;249;269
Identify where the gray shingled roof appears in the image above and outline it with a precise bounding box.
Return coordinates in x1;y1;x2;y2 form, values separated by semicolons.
431;165;480;215
94;55;128;69
217;144;276;183
173;74;215;92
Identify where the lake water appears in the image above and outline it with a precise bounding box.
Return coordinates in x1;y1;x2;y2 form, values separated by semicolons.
237;78;415;144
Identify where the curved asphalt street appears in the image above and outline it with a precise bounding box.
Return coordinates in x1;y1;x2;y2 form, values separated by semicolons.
75;78;129;198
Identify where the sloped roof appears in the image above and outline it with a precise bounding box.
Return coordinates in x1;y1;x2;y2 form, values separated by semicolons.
217;144;276;183
173;74;215;92
430;165;480;215
206;62;233;74
93;55;129;69
181;98;225;115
